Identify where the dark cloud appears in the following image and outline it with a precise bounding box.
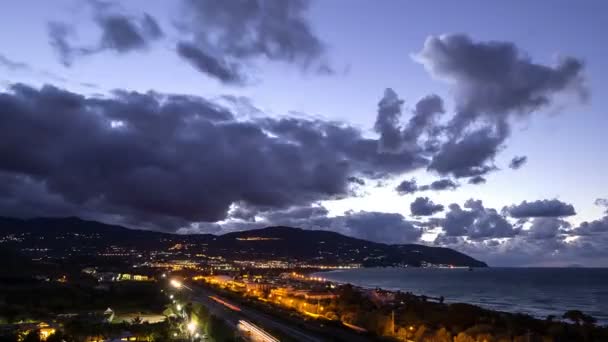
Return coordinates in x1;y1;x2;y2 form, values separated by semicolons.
506;199;576;218
415;34;586;178
509;155;528;170
341;211;422;244
96;13;163;52
395;178;418;195
396;178;458;195
435;199;519;241
571;216;608;236
410;197;444;216
0;83;427;231
468;175;486;185
374;88;404;152
427;124;505;177
423;178;459;191
176;42;246;85
403;94;444;144
347;176;365;186
177;0;332;81
47;4;163;66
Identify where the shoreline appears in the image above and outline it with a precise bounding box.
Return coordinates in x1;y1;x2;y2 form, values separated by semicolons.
310;267;608;326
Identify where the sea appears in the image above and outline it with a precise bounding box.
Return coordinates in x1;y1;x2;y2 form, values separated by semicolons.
313;267;608;325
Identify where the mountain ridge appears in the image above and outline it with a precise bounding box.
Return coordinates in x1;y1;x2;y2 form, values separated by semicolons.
0;216;488;267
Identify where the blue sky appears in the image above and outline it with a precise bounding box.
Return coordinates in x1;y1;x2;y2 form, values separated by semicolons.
1;0;607;266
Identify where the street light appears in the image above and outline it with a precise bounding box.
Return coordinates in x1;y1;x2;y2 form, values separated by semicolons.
187;321;197;333
176;304;182;311
170;279;183;289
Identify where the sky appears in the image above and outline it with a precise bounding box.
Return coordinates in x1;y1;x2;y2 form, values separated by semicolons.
1;0;607;266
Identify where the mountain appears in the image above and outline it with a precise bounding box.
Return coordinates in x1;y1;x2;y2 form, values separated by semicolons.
0;217;487;267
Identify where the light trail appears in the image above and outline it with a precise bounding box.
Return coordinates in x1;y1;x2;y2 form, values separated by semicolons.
342;321;367;333
238;320;280;342
209;295;242;312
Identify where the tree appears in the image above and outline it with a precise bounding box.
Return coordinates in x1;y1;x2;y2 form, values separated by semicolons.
563;310;596;326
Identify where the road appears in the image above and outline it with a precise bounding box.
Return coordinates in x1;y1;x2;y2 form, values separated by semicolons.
191;285;324;342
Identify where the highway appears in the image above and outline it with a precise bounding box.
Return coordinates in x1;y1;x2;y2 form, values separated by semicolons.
191;284;324;342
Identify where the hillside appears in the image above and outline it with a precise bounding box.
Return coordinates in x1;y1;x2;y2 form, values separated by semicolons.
0;217;487;267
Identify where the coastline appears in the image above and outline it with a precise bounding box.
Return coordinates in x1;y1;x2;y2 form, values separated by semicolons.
311;267;608;325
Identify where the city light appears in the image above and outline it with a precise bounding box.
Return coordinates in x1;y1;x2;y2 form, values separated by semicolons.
170;279;183;289
187;321;197;333
176;304;182;311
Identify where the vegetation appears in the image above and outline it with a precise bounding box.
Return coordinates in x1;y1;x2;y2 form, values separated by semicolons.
0;281;167;324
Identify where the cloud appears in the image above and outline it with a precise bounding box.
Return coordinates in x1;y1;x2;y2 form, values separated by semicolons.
177;0;332;81
47;22;75;66
571;216;608;236
595;198;608;214
410;197;444;216
506;199;576;218
47;4;163;66
435;199;519;241
396;178;418;195
427;123;504;177
0;83;428;231
526;217;570;240
374;88;404;152
509;155;528;170
176;42;246;85
415;34;587;178
421;178;459;191
395;177;458;195
0;54;29;71
468;175;486;185
96;13;163;53
342;211;422;244
403;94;445;143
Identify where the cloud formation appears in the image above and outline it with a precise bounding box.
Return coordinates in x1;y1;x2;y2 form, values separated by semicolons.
410;197;444;216
48;3;163;66
0;83;429;231
177;0;332;82
509;155;528;170
375;88;405;152
468;175;486;185
415;34;587;178
176;42;246;85
435;199;520;241
506;199;576;218
396;178;459;194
